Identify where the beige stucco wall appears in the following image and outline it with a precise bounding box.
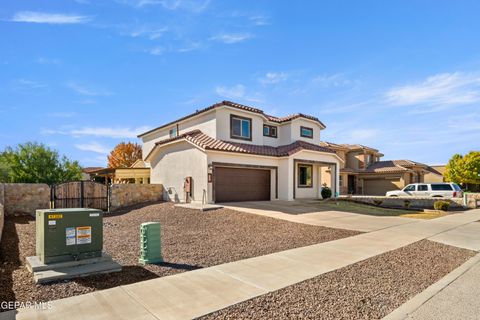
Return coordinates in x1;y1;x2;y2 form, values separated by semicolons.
141;111;217;159
3;183;50;216
292;150;341;199
289;118;322;143
110;184;163;211
150;141;208;203
295;162;320;198
424;166;445;183
215;107;266;145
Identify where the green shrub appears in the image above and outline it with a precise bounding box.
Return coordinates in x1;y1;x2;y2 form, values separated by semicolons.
373;199;383;206
321;186;332;199
404;200;411;208
434;201;450;211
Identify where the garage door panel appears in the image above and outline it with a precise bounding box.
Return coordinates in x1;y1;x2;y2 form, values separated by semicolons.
215;167;270;202
364;178;401;196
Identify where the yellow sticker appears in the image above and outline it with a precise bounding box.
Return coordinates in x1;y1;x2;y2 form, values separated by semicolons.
48;214;63;219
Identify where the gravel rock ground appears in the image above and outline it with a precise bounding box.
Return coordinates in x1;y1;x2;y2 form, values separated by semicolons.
201;240;475;320
0;202;360;310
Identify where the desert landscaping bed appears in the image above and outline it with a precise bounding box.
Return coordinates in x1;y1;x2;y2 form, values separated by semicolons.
0;202;360;311
201;240;475;320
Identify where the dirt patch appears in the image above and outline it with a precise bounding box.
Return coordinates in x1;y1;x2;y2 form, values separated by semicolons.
201;240;475;320
0;202;360;310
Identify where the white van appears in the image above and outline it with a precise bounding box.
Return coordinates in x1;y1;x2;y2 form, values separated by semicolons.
386;183;463;198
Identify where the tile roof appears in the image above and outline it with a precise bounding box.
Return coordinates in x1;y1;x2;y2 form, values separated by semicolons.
362;160;430;174
146;129;336;159
363;161;412;173
82;167;105;173
340;144;380;153
320;141;350;150
138;100;326;138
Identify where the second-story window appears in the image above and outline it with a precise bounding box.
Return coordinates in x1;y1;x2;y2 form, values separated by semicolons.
169;126;178;138
263;125;277;138
300;126;313;139
230;115;252;140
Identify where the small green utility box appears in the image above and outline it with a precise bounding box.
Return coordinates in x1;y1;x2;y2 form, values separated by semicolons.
139;222;163;265
36;208;103;264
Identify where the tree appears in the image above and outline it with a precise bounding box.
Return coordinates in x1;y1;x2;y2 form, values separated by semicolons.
107;142;142;168
0;158;11;182
444;151;480;188
0;142;82;184
462;151;480;184
444;154;463;183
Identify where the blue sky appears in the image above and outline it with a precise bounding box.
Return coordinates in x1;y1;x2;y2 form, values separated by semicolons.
1;0;479;167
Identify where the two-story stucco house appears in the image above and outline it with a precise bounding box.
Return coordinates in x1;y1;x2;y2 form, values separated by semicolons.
138;101;342;204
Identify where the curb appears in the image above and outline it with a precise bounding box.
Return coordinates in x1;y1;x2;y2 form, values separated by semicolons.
383;253;480;320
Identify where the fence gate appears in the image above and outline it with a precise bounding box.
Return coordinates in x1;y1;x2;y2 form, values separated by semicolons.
51;181;109;211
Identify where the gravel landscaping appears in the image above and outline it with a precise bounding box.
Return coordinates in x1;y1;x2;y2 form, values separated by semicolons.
201;240;475;320
0;202;360;311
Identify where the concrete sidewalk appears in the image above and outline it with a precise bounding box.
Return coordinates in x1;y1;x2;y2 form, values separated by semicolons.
4;210;480;320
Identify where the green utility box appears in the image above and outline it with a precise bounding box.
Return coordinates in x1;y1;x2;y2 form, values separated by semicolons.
36;208;103;264
139;222;163;265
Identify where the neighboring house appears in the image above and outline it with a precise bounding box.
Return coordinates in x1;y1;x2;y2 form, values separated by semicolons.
319;143;443;196
83;160;151;184
138;101;342;204
81;167;104;181
424;165;446;183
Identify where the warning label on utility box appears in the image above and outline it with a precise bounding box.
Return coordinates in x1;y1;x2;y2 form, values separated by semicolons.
76;226;92;245
66;227;76;246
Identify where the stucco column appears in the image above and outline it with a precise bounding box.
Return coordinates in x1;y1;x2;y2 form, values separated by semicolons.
330;164;337;196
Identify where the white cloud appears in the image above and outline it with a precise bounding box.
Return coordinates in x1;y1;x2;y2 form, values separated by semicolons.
216;84;246;99
12;79;47;89
249;15;269;26
148;47;165;55
42;126;151;139
37;57;61;65
71;126;151;138
312;73;352;87
67;82;112;96
348;129;379;141
12;11;90;24
259;72;288;85
75;142;111;154
210;33;252;44
215;84;262;103
177;42;202;53
129;26;168;40
385;72;480;107
121;0;210;11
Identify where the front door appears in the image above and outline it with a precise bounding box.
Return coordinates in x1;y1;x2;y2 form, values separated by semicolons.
348;175;356;194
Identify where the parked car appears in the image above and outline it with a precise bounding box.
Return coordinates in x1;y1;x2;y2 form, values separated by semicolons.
386;183;463;198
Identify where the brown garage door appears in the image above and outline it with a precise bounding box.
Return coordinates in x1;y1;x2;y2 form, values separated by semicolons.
364;178;401;196
215;167;271;202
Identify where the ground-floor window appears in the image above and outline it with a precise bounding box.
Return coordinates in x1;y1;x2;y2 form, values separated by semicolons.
339;175;343;187
298;164;313;187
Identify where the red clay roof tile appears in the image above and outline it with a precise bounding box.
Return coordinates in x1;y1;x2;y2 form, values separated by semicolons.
146;129;336;159
138;101;326;138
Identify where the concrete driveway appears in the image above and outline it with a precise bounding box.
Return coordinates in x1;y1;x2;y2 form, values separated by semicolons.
221;200;417;232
